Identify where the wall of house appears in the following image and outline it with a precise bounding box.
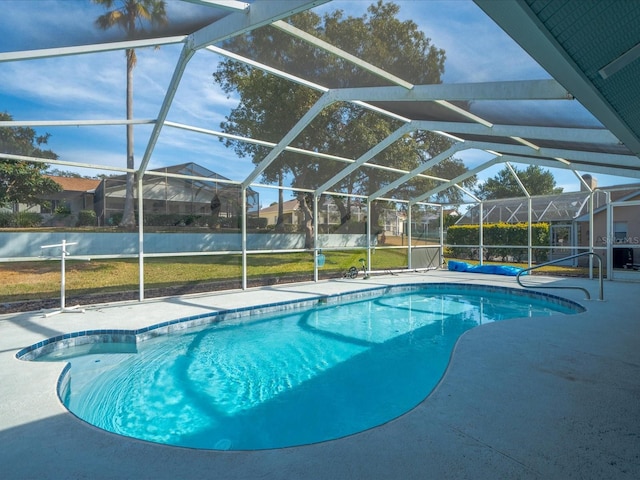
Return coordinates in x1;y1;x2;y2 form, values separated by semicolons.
577;204;640;272
582;206;640;249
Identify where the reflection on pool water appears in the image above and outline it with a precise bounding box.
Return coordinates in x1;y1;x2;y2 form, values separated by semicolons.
26;284;583;450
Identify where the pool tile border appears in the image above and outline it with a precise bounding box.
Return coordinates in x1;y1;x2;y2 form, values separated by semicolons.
15;283;584;361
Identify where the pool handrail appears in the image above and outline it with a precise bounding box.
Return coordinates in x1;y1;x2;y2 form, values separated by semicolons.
516;252;604;301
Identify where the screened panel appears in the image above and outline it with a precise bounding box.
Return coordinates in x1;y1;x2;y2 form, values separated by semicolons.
245;251;314;285
454;191;605;225
410;246;441;269
409;204;441;247
1;0;639;310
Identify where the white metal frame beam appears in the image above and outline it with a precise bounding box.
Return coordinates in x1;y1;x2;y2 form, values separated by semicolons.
0;37;186;63
272;20;414;90
190;0;330;50
138;0;328;175
474;0;640;156
500;155;640;180
470;141;640;170
369;144;466;201
182;1;250;11
0;119;156;128
242;91;337;188
314;123;415;196
331;79;571;103
412;157;501;204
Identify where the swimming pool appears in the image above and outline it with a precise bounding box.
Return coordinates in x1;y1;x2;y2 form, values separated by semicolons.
19;284;583;450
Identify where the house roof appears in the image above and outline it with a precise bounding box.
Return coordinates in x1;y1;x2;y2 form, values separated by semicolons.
574;185;640;222
47;175;100;193
259;199;300;215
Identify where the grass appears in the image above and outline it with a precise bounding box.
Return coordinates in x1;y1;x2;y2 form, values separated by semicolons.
0;248;594;304
0;249;409;303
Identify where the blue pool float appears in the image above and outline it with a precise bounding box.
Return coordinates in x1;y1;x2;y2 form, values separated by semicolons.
447;260;527;276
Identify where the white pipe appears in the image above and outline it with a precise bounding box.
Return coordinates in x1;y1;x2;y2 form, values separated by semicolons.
313;195;319;282
241;188;247;290
366;267;439;275
366;200;372;274
138;175;144;301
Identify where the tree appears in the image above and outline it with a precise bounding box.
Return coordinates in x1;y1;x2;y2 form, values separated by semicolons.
213;1;472;247
475;164;563;200
0;112;61;209
93;0;167;229
48;169;83;178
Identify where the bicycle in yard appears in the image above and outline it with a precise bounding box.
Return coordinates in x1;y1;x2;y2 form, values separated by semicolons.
342;258;370;279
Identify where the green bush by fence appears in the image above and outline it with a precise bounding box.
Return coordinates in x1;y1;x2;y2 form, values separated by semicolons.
446;222;549;263
105;213;270;230
77;210;97;227
0;211;43;228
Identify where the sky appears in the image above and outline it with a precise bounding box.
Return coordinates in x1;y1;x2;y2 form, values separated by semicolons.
0;0;634;208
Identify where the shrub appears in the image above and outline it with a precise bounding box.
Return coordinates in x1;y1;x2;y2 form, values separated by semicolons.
0;212;12;227
54;204;72;215
446;222;550;262
247;217;268;229
107;213;122;226
13;211;43;227
143;214;182;226
77;210;97;227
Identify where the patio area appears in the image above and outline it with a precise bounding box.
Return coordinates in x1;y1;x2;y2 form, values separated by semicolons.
1;270;638;479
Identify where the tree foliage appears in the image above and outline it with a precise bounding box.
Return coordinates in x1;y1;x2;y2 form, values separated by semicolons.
475;164;563;200
213;1;474;245
0;112;61;208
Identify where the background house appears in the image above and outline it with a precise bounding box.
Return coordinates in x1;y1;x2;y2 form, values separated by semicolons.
575;184;640;268
453;175;640;268
93;163;260;226
0;175;100;217
41;176;101;215
259;199;302;227
4;163;260;228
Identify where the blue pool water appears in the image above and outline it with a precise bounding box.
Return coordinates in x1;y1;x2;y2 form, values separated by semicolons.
32;285;581;450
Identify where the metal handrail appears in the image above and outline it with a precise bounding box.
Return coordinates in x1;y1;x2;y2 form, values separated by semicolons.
516;252;604;301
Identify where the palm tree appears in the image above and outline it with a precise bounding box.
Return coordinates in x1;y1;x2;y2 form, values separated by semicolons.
93;0;167;228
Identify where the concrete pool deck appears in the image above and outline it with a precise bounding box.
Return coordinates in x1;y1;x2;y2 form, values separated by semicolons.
1;270;639;479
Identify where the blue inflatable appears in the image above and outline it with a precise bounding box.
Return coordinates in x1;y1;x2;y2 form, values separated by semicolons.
447;260;527;276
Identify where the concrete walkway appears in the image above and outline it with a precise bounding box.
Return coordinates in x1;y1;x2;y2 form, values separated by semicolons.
1;270;639;479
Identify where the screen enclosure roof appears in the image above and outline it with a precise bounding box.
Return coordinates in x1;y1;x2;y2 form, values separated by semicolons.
1;0;639;206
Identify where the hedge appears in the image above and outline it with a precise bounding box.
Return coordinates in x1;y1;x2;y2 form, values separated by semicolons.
0;211;43;228
446;222;549;263
106;213;269;230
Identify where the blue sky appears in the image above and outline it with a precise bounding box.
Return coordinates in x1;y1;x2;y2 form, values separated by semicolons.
0;0;632;207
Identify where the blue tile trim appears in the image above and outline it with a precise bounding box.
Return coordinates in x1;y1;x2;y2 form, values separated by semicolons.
15;283;584;361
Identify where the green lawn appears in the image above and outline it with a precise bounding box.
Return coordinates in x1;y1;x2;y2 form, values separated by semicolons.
0;248;593;303
0;249;409;302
